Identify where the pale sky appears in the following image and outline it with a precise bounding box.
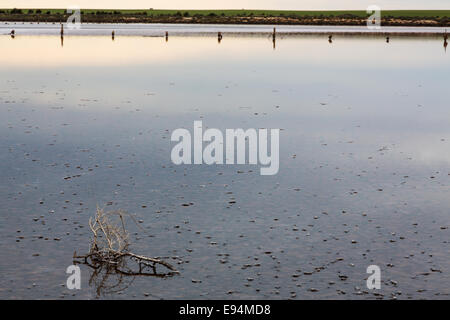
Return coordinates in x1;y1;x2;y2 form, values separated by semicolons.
1;0;449;10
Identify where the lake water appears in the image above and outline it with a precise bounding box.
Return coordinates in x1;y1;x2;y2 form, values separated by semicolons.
1;22;448;35
0;30;449;299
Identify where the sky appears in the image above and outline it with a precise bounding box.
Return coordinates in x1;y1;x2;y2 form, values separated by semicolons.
1;0;449;10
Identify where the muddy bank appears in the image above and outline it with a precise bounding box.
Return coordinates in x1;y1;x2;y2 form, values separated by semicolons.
0;13;449;27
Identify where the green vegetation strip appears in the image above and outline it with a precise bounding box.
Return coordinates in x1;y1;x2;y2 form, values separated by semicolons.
0;9;449;18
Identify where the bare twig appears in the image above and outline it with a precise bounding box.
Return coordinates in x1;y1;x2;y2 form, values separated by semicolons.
73;206;178;296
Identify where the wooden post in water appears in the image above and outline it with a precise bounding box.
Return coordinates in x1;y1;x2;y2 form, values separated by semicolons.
112;30;115;40
444;30;448;52
218;32;223;43
165;31;169;42
60;23;64;47
386;35;390;43
328;34;333;43
272;28;276;49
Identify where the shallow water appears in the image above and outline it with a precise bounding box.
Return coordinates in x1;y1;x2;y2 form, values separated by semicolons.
1;22;448;35
0;33;449;299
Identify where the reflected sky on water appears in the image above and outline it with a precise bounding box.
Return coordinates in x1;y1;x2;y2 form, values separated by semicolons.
0;34;449;299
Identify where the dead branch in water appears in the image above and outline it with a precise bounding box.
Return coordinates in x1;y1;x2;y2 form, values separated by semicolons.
73;206;178;287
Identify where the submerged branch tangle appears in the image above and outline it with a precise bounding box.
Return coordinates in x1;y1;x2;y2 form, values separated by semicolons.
73;206;178;295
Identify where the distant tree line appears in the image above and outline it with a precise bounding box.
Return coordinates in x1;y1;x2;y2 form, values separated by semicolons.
0;8;448;26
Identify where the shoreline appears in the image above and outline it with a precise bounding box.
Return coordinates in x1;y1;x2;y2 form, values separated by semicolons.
1;22;448;37
0;9;449;27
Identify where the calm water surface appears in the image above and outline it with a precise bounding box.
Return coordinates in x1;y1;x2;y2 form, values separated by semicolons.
0;33;449;299
1;22;448;35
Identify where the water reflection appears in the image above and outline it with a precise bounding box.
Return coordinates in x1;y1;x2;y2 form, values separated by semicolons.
74;256;176;297
3;34;448;69
444;31;448;53
0;34;449;299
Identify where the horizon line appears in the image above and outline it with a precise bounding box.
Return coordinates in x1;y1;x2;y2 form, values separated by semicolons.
1;8;449;11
